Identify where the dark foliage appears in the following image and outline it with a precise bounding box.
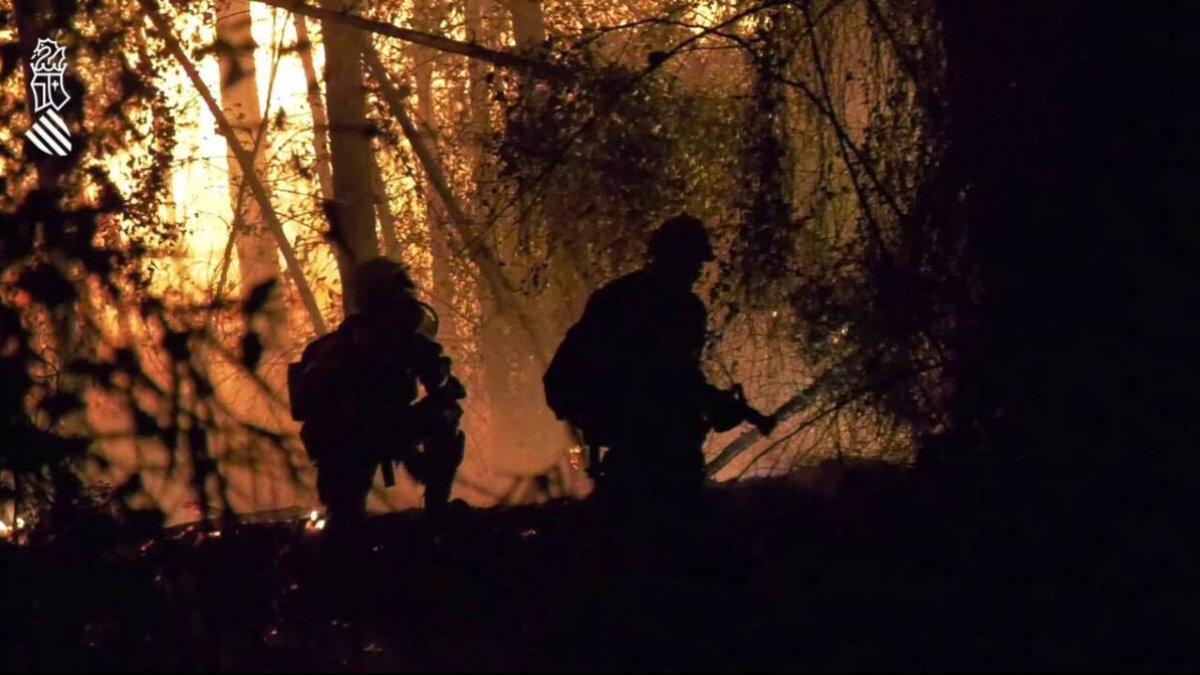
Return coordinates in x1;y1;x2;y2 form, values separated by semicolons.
1;0;287;539
916;1;1200;521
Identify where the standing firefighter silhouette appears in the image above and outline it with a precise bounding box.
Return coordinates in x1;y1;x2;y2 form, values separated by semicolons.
289;259;466;533
543;214;775;507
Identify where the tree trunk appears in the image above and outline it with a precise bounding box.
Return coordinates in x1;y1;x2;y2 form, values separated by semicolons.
507;0;545;50
320;0;379;313
367;158;398;257
216;0;287;344
411;0;457;342
464;0;492;189
295;11;363;314
293;13;334;203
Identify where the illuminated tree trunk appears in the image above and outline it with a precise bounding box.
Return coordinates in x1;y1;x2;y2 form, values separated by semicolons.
507;0;545;49
298;14;400;280
371;160;401;257
464;0;492;187
293;13;334;203
458;0;494;362
215;0;297;513
216;0;287;345
411;0;457;341
320;0;379;313
298;13;398;284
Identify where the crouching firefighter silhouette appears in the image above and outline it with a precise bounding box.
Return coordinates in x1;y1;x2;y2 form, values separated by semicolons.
289;258;466;533
543;214;776;509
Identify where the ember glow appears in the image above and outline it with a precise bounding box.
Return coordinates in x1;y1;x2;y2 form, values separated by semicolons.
304;509;326;533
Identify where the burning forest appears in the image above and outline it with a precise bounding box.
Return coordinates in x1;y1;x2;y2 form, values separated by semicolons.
0;0;1196;670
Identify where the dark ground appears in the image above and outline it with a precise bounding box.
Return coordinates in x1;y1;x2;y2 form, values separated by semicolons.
1;462;1194;671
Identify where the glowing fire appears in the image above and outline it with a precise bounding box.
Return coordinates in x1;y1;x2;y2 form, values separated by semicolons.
157;5;332;292
0;516;27;541
304;509;326;533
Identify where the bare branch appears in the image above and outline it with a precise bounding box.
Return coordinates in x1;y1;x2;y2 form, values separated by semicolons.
252;0;568;77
